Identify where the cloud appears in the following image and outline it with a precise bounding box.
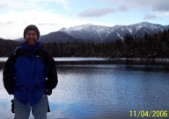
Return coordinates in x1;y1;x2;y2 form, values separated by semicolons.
153;3;169;12
0;0;70;12
48;0;70;10
78;0;169;18
155;11;169;17
118;5;129;11
144;15;157;20
0;0;73;39
96;0;169;21
144;11;169;20
0;0;39;11
0;0;116;39
97;0;169;12
0;10;113;39
78;8;116;17
0;11;81;39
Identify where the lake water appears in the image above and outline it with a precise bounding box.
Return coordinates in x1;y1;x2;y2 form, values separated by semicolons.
1;64;169;119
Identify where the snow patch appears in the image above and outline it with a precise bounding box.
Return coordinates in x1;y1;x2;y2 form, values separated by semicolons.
117;32;123;39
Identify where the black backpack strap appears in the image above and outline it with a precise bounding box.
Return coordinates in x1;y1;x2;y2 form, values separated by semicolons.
11;99;15;113
13;46;22;58
13;46;21;55
13;46;30;59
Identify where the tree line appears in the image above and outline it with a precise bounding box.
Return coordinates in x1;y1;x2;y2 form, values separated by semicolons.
43;29;169;58
1;29;169;58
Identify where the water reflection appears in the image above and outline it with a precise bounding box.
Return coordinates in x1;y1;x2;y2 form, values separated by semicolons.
0;64;169;119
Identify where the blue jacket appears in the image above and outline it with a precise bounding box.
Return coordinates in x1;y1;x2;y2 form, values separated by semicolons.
3;42;58;105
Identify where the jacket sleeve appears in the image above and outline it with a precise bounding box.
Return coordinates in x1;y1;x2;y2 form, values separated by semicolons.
3;54;16;95
44;52;58;95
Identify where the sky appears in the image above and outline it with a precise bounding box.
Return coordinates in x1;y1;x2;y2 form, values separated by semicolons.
0;0;169;39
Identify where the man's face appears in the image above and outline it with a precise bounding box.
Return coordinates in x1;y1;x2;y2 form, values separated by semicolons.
25;30;38;45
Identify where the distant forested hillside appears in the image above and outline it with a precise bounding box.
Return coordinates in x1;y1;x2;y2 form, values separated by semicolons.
1;29;169;58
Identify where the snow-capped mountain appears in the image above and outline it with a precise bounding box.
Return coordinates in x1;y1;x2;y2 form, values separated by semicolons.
58;22;167;43
59;24;112;42
38;22;169;43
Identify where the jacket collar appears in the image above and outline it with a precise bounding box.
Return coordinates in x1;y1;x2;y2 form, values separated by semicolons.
22;42;42;53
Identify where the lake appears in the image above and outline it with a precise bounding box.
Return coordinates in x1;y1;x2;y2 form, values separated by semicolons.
0;64;169;119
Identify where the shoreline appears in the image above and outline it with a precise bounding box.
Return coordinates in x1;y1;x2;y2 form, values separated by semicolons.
1;57;169;65
55;57;169;66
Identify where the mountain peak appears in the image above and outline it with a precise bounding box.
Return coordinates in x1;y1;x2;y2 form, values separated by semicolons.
38;22;168;43
58;22;167;42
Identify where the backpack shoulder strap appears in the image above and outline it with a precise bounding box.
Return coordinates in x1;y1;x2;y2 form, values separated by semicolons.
13;46;22;56
10;46;22;64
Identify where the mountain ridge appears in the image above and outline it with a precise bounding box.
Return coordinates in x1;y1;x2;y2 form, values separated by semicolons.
18;22;169;43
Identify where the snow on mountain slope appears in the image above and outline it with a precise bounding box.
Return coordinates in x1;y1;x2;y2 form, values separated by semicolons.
60;24;112;42
59;22;167;42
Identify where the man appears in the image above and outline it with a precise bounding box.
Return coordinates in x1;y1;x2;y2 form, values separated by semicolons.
3;25;58;119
